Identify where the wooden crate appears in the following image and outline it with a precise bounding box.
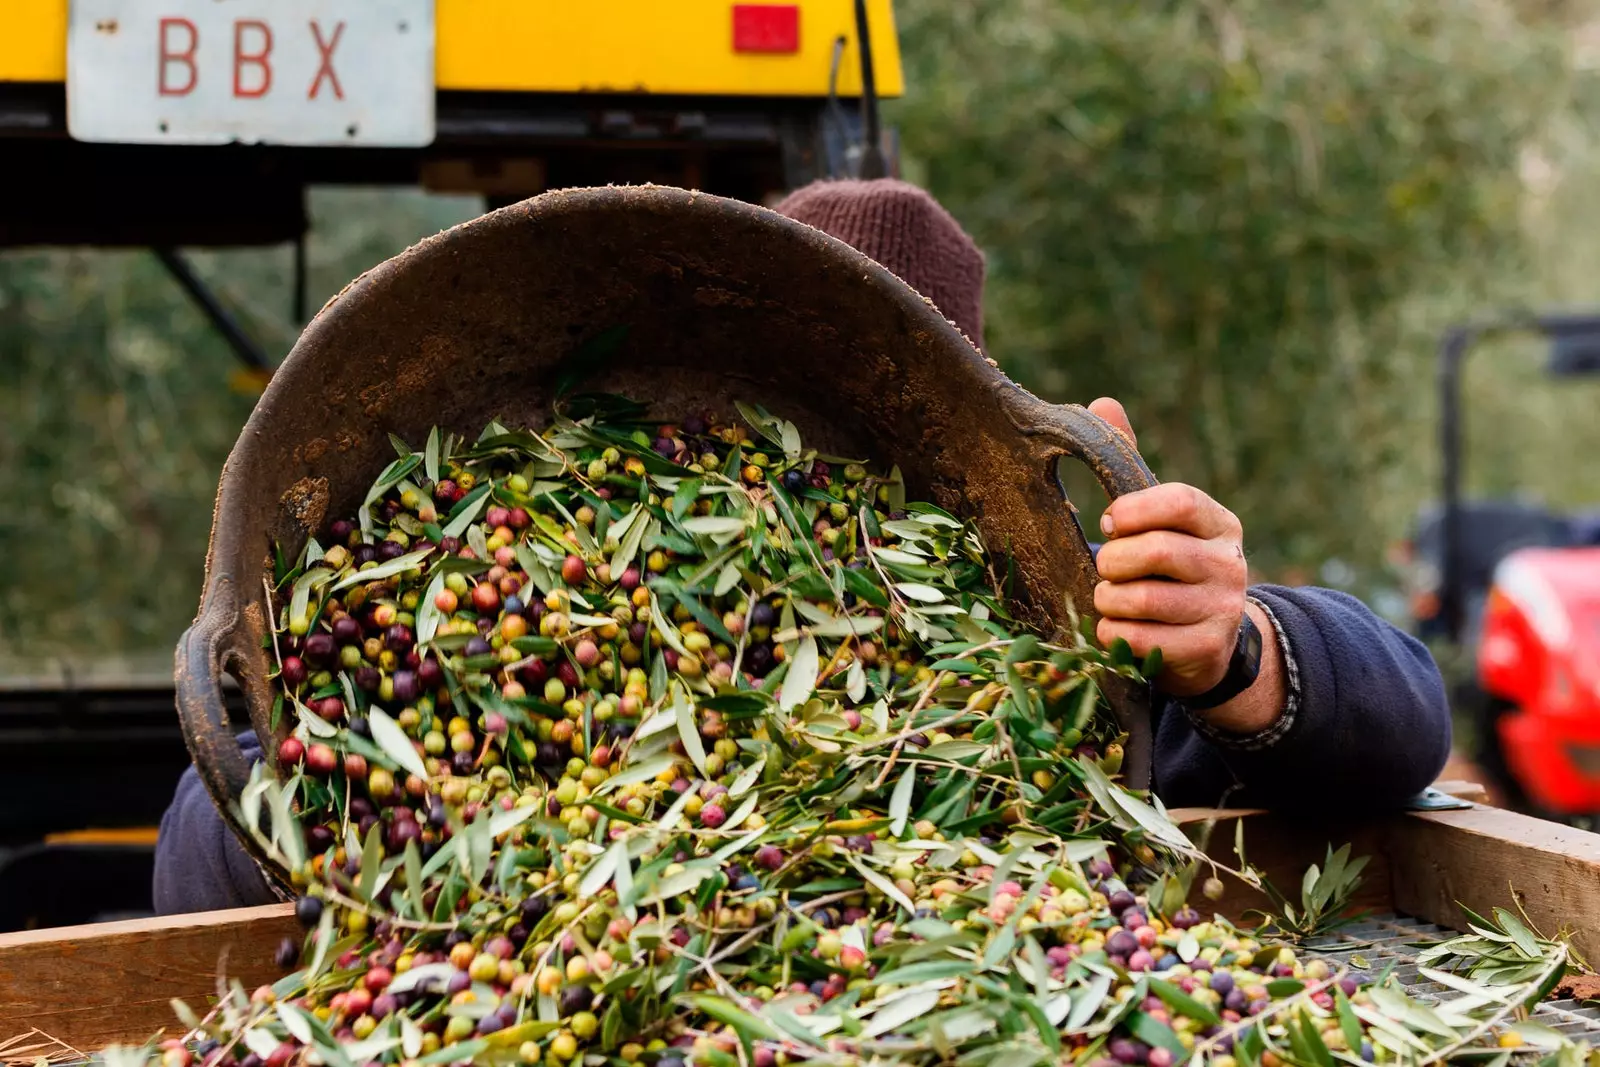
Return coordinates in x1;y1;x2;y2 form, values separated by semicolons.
5;786;1600;1051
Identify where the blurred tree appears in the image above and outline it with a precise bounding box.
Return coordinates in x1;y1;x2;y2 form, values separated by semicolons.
891;0;1577;588
0;189;481;659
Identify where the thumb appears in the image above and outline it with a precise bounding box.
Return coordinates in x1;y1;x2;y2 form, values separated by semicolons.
1088;396;1137;449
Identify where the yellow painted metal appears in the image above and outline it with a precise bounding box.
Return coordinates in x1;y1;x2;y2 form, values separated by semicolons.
1;0;903;97
42;827;161;846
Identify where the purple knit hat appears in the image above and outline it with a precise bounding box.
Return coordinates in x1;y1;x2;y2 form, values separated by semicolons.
774;179;986;351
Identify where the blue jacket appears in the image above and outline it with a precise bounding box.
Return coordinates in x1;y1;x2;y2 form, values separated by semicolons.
152;582;1451;914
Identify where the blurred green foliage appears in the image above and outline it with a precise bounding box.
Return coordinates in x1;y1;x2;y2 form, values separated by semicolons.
891;0;1584;586
3;0;1600;662
0;190;482;657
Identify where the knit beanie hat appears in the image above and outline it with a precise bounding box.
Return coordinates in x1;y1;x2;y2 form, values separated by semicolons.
774;179;986;351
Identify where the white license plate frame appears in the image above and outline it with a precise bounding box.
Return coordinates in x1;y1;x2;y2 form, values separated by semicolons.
67;0;436;147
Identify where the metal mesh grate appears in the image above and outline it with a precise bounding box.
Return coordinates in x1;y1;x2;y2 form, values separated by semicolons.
1306;914;1600;1039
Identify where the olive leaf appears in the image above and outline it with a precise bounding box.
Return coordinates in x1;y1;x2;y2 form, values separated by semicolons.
330;548;431;592
779;634;820;711
367;706;429;781
674;686;709;776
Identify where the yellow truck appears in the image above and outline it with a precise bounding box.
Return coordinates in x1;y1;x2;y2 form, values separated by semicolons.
0;0;903;246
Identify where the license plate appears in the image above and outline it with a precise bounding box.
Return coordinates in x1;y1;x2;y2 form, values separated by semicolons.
67;0;435;147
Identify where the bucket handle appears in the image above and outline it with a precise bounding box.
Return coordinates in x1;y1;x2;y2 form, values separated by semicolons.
999;385;1161;791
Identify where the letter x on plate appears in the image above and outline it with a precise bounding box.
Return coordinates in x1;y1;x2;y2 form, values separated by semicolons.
66;0;435;147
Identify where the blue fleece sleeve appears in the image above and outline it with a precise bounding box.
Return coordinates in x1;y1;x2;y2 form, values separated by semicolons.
1151;584;1452;811
152;731;278;914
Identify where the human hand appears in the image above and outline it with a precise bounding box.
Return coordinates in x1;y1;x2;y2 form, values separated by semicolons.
1086;398;1263;711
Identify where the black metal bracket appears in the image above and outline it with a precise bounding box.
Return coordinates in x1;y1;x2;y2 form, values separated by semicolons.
853;0;887;180
152;246;273;372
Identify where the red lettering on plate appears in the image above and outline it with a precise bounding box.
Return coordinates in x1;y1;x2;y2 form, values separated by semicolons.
233;19;273;98
158;17;198;96
308;20;346;101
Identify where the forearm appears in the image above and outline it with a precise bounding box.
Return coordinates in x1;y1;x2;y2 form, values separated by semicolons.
1174;585;1452;810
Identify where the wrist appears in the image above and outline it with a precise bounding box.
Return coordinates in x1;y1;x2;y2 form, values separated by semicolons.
1188;602;1286;735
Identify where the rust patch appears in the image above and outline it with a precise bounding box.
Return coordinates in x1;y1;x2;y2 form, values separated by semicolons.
280;476;330;532
302;437;329;464
359;382;391;418
336;430;359;452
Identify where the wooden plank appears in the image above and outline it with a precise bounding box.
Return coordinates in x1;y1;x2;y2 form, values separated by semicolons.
1175;801;1600;963
3;798;1597;1051
1381;804;1600;964
0;903;297;1049
1171;808;1398;921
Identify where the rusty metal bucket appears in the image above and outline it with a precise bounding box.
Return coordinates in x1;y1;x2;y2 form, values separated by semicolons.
175;185;1157;886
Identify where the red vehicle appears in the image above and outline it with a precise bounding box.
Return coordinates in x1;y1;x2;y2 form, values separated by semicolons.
1478;548;1600;812
1405;315;1600;819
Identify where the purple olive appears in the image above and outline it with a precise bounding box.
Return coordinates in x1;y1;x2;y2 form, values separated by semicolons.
1107;1038;1148;1065
387;817;422;852
279;658;308;690
1106;930;1139;957
378;541;405;561
302;633;337;667
391;669;420;704
354;544;379;566
332;616;362;644
465;636;493;658
294;896;323;928
750;603;776;628
1108;889;1137;913
355;666;381;692
1211;969;1235;994
558;985;594;1015
385;624;415;652
417;657;444;689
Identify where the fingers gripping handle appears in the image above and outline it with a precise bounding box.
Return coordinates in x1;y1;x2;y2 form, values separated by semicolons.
1000;387;1161;791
